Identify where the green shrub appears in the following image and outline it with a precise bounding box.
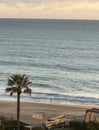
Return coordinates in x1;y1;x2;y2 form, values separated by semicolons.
69;121;99;130
1;119;32;130
85;122;99;130
0;124;5;130
0;115;7;121
32;126;45;130
9;116;15;121
2;120;17;127
69;121;87;130
5;125;16;130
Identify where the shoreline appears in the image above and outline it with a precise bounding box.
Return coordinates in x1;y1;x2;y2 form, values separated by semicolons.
1;99;99;108
0;100;99;125
2;92;99;106
1;99;99;107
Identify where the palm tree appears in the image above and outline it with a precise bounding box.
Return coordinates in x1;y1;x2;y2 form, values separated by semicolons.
5;74;32;130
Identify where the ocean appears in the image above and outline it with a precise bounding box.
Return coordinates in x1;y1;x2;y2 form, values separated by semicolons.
0;19;99;105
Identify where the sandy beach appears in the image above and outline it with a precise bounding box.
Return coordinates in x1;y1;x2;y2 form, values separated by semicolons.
0;100;99;126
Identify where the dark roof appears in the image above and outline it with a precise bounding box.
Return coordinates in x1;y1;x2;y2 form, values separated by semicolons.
86;108;99;113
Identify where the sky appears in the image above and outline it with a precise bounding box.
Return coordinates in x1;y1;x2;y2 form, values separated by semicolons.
0;0;99;19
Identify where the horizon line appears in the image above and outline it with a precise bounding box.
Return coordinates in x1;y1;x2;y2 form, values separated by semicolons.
0;18;99;21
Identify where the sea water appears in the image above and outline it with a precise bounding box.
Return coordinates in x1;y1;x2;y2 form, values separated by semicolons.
0;19;99;105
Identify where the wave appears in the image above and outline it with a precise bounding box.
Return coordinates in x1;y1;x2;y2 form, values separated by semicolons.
1;92;99;106
24;92;99;105
1;59;99;74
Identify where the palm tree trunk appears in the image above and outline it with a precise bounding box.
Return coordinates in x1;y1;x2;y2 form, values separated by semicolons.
17;93;20;130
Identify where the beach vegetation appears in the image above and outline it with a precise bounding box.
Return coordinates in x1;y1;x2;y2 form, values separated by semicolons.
0;124;5;130
5;125;16;130
5;74;32;130
69;121;99;130
32;126;45;130
0;115;7;121
85;122;99;130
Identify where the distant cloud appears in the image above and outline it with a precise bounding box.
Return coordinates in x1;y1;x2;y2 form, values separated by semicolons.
0;0;98;4
0;0;99;19
0;0;63;4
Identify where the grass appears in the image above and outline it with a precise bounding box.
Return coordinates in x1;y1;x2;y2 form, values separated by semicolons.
51;128;74;130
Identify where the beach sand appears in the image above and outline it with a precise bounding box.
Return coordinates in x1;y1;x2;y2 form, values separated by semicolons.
0;100;98;126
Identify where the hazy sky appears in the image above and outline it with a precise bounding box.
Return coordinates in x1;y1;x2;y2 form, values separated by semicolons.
0;0;99;19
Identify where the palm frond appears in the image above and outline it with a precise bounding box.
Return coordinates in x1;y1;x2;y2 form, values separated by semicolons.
11;75;16;82
10;92;13;96
5;87;18;93
6;74;32;96
27;81;32;85
12;87;18;93
23;88;32;95
5;87;12;93
7;79;15;86
21;75;32;88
